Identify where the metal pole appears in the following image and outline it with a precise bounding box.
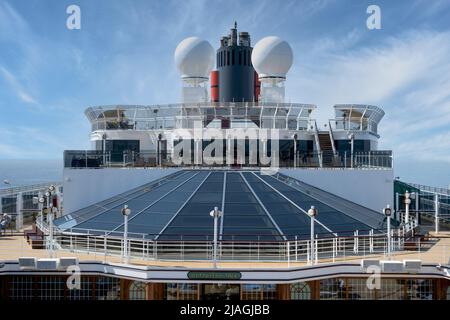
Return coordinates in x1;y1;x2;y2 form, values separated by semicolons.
310;216;315;265
293;137;297;168
213;214;218;268
350;136;354;168
38;192;43;228
344;151;347;168
124;213;129;263
46;196;50;224
395;192;399;221
16;192;23;231
103;137;106;166
387;216;391;259
49;208;54;258
210;207;222;268
404;191;411;224
435;193;439;234
405;200;409;224
415;192;420;225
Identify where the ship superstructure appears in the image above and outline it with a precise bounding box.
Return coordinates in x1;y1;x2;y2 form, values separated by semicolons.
0;24;448;302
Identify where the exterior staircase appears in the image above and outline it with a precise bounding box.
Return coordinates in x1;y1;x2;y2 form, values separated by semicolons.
318;133;335;167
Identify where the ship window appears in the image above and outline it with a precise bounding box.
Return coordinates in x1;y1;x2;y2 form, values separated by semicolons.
239;50;242;65
241;284;277;300
243;50;247;65
129;281;146;300
232;49;235;65
165;283;199;300
291;282;311;300
227;50;230;66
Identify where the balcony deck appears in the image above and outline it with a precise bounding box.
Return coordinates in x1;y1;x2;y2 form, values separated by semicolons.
0;231;448;269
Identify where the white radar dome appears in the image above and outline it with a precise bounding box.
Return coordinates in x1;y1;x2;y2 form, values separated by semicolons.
251;36;293;78
174;37;214;79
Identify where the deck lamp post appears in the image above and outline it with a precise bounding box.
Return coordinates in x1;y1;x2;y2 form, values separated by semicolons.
121;205;131;264
48;206;56;258
293;134;298;168
210;206;223;269
307;206;318;265
102;133;107;166
434;193;439;234
404;190;411;224
37;195;45;229
348;133;355;168
383;205;392;258
45;185;56;257
158;133;163;167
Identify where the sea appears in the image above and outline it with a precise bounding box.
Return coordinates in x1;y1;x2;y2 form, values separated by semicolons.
0;159;63;189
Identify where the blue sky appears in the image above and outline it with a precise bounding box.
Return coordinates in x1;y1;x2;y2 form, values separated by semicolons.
0;0;449;187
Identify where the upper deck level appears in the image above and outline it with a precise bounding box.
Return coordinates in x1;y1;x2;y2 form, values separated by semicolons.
86;102;316;132
86;103;385;135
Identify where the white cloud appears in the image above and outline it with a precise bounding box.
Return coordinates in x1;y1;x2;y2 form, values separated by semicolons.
0;65;39;105
287;29;450;164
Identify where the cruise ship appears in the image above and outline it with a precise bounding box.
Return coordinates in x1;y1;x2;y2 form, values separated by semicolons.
0;23;449;302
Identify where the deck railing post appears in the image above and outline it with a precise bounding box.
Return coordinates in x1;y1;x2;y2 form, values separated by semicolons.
315;236;318;263
435;193;439;234
142;234;145;259
353;230;359;254
307;240;310;264
70;229;73;252
257;239;260;261
287;241;290;266
87;230;90;253
104;232;107;262
333;237;337;262
369;229;374;253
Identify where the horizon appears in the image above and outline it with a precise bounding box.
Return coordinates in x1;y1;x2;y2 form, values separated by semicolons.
0;0;450;187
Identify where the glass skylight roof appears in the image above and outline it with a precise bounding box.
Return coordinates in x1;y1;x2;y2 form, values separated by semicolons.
55;170;386;241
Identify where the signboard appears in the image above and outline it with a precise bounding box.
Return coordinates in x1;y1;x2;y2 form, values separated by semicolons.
187;271;242;281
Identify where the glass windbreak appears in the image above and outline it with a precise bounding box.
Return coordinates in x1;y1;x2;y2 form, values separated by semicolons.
241;172;330;239
222;172;283;241
158;172;224;240
58;169;378;241
255;173;373;235
64;171;199;234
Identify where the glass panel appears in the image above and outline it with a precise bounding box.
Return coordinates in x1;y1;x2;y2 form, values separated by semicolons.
290;282;311;300
128;281;146;300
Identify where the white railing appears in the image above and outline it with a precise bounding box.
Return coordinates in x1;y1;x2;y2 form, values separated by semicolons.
312;120;323;168
0;182;62;196
29;222;419;263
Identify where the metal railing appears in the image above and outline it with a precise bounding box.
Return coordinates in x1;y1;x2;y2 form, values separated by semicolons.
3;233;448;267
31;218;420;263
404;182;450;197
64;150;393;169
0;182;62;196
85;102;316;131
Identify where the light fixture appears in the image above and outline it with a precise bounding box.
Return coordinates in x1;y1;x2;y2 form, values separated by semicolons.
383;204;392;217
307;206;318;217
121;205;131;216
